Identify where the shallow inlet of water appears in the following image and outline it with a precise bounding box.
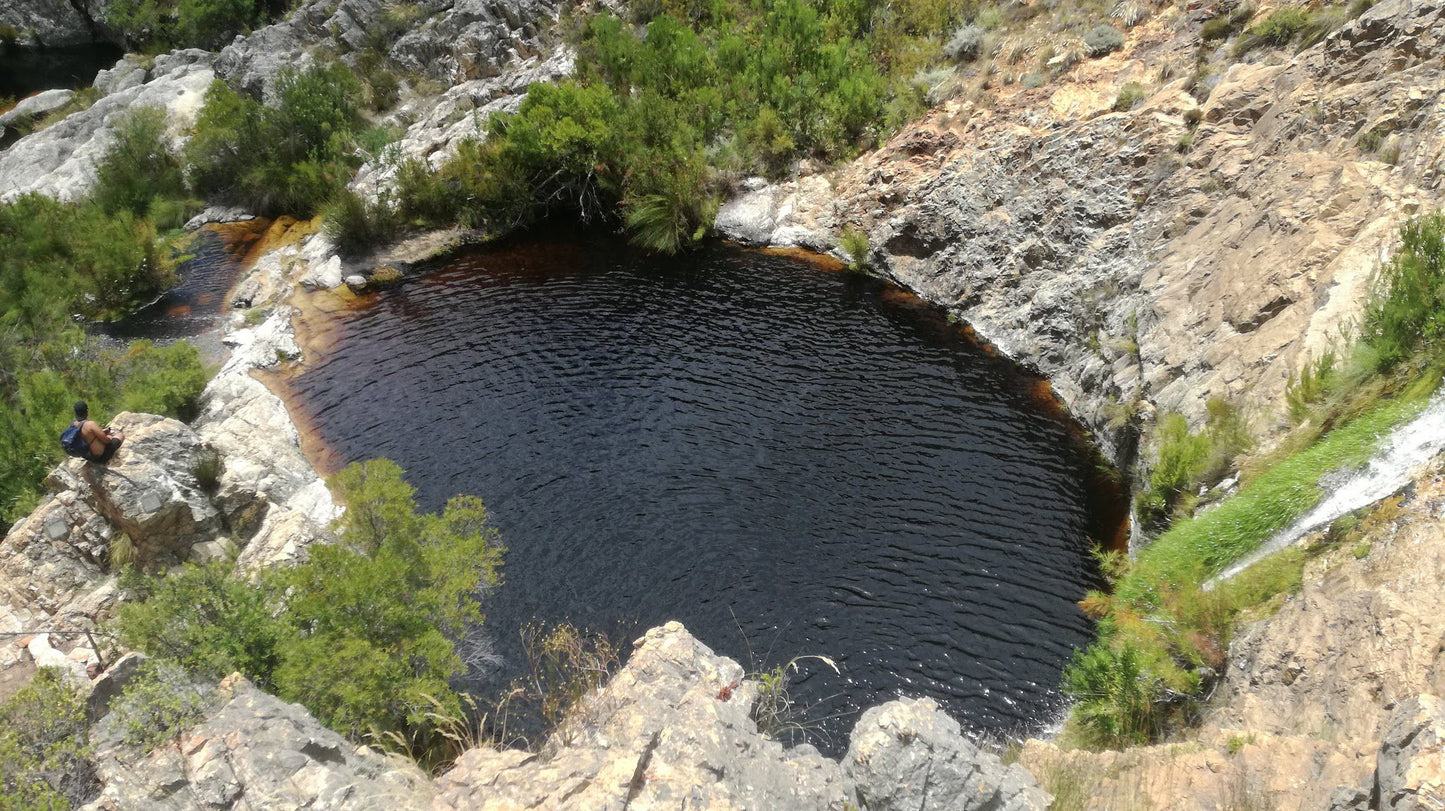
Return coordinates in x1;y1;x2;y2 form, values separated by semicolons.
281;228;1126;749
95;222;265;359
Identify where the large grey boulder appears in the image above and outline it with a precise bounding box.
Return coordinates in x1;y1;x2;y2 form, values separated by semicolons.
0;88;75;128
47;413;223;564
84;673;434;810
845;698;1050;810
1373;694;1445;810
0;0;115;46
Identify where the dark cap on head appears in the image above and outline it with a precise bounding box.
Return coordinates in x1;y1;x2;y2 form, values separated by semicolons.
74;401;88;420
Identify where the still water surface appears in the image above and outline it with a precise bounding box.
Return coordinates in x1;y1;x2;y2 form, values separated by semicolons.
284;230;1124;748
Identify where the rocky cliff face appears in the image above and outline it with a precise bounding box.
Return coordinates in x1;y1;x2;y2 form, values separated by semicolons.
719;0;1445;467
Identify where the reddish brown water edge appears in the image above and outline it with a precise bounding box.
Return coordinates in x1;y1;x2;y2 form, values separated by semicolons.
275;228;1129;751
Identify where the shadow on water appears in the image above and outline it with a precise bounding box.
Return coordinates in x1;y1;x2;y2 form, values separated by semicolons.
280;225;1128;754
92;221;266;361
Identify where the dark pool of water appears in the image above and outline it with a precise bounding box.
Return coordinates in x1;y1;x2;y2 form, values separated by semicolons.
0;44;123;99
95;226;257;359
284;229;1124;750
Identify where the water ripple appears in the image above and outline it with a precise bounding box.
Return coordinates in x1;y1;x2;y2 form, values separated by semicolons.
284;229;1122;752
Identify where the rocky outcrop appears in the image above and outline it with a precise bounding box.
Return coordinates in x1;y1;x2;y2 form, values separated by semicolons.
0;0;118;46
390;0;559;84
0;50;214;203
435;622;1045;810
349;48;573;200
1371;695;1445;811
84;672;434;810
0;402;333;675
719;0;1445;465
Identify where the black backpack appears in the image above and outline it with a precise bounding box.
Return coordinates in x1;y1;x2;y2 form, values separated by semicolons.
60;422;90;458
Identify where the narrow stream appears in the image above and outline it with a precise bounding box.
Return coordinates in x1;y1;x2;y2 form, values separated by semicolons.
1211;393;1445;585
281;228;1127;751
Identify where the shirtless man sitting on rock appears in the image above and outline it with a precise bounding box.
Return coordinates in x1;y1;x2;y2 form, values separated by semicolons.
72;401;124;464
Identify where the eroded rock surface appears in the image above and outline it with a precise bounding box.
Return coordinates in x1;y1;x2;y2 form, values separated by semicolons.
84;673;434;811
435;622;1043;810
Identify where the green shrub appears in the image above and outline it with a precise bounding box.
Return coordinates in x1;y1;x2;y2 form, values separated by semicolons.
116;458;505;753
118;561;286;681
1083;24;1124;57
94;107;187;219
1135;400;1252;533
322;190;401;256
116;340;210;422
944;23;986;62
839;225;869;270
1285;349;1337;422
1249;7;1309;47
1200;8;1249;42
1112;82;1147;112
184;63;366;217
108;0;262;50
1359;214;1445;372
108;660;214;751
0;668;97;808
177;0;257;48
1062;643;1163;748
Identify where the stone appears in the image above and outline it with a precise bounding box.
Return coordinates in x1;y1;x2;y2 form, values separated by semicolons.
845;698;1050;810
344;274;368;289
1375;694;1445;810
0;0;113;46
87;652;147;722
0;59;215;203
93;55;150;96
0;89;74;128
84;675;434;810
182;205;255;231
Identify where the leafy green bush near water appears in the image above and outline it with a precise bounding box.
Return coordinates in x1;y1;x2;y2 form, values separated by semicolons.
389;0;987;252
186;63;367;217
116;458;505;756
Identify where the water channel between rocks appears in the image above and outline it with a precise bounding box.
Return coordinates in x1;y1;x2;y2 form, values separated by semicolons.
277;228;1127;752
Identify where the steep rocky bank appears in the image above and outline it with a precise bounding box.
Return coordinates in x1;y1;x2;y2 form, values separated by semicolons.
718;0;1445;470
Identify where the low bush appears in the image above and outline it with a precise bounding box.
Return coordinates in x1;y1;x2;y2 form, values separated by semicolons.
185;63;366;217
1083;24;1124;57
1359;214;1445;373
93;107;188;219
0;668;98;808
107;660;214;751
1134;399;1252;533
838;225;870;271
945;24;986;62
322;190;401;256
1249;7;1310;47
1112;82;1147;112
